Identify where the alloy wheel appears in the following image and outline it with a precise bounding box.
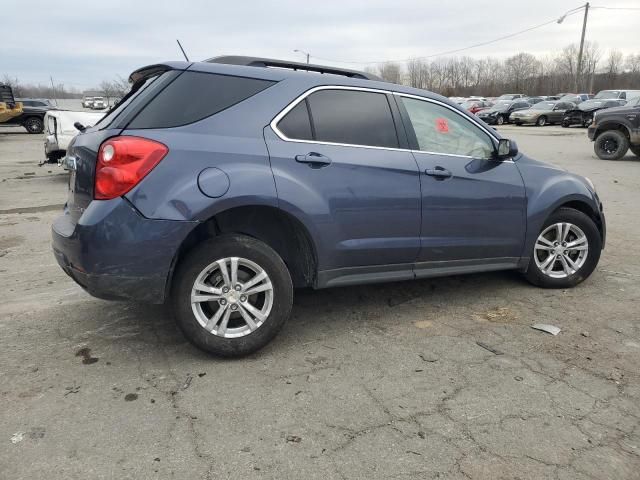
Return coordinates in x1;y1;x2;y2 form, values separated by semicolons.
190;257;274;338
601;138;619;155
534;223;589;279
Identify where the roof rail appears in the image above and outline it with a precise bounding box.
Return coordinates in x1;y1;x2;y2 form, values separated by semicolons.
205;55;382;81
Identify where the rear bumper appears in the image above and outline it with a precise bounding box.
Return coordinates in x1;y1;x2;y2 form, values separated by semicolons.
52;198;197;303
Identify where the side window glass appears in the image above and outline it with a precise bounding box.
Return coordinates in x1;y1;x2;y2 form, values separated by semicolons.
401;97;495;159
277;101;312;140
305;89;398;148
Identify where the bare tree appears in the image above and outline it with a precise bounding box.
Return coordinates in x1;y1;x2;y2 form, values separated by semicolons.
376;62;402;84
504;53;539;92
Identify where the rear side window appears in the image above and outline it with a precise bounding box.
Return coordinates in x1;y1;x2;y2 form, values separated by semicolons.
127;71;274;129
306;90;398;148
278;101;313;140
276;89;398;148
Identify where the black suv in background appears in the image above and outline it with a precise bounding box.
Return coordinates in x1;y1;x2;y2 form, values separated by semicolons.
4;98;55;133
588;97;640;160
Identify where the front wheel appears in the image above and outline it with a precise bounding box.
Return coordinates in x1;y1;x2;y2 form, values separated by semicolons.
594;130;629;160
171;234;293;357
536;116;547;127
524;208;601;289
496;115;505;125
24;117;44;134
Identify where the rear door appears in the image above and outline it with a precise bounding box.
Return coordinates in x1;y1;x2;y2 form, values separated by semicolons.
265;87;422;277
396;94;526;270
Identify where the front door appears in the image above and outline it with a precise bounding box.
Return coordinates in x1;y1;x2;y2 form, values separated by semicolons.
265;87;422;284
396;95;526;271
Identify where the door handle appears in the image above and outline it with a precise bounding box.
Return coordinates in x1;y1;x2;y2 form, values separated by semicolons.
295;152;332;168
425;167;452;180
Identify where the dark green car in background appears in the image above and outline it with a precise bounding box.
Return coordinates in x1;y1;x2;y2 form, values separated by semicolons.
511;100;575;126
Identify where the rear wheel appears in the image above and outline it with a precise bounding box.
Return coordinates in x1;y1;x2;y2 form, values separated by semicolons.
536;116;547;127
524;208;601;289
594;130;629;160
496;115;505;125
630;144;640;158
561;119;570;128
171;234;293;357
23;117;44;134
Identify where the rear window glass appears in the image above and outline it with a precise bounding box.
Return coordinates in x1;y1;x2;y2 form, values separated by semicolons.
127;71;275;129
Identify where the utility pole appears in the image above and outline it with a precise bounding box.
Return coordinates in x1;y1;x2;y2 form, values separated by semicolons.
294;49;310;64
50;76;58;106
575;2;590;92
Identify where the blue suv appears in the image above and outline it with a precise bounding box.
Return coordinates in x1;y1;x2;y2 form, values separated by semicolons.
52;56;605;356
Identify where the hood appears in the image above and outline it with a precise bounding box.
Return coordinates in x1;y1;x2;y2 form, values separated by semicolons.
595;104;639;117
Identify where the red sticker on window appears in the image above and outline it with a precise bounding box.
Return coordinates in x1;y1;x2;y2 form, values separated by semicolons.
436;118;449;133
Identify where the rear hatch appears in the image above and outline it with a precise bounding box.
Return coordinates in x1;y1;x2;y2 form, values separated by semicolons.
64;66;183;224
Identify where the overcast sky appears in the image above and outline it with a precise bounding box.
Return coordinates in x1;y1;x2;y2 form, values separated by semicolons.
3;0;640;90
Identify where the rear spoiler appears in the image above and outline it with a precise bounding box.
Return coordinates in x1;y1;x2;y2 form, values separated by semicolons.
128;62;191;84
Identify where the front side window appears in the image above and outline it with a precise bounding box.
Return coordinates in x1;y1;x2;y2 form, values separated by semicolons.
277;89;398;148
401;97;495;159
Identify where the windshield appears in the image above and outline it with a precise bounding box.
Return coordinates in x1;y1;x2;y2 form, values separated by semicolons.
490;101;511;111
533;102;555;110
578;100;604;110
594;91;620;99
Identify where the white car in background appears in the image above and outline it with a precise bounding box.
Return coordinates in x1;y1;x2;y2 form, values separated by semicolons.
43;110;104;163
81;96;94;108
91;97;107;109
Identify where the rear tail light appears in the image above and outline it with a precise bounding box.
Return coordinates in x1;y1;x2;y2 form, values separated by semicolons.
94;136;168;200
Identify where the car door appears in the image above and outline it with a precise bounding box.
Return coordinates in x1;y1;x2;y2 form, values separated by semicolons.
395;94;526;273
552;102;569;122
264;87;422;283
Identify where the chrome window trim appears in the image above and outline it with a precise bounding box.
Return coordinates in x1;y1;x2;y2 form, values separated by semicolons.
270;84;501;158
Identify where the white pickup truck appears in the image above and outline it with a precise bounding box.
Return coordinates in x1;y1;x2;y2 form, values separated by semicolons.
44;110;104;163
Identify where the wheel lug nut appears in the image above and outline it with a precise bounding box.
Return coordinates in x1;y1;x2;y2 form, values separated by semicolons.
234;285;242;291
222;287;229;293
240;295;247;302
220;299;226;305
231;304;238;311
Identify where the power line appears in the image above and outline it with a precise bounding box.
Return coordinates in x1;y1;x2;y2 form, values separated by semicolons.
306;3;638;66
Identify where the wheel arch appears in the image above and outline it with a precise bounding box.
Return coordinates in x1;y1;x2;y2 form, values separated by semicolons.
593;122;631;141
166;205;319;297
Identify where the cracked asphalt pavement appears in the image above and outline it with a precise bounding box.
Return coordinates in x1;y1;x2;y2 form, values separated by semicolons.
1;124;639;479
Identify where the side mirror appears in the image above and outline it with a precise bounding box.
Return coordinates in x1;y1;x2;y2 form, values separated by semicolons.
497;138;518;159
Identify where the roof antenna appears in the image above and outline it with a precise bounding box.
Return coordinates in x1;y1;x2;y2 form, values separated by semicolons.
176;39;190;61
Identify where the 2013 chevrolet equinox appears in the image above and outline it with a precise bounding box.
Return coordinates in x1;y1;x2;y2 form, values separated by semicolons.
52;56;605;357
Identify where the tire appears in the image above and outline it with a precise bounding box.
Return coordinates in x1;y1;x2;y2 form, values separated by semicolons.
536;116;547;127
24;117;44;134
630;144;640;158
515;121;522;126
594;130;629;160
561;119;570;128
496;115;505;125
171;234;293;357
524;208;601;289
